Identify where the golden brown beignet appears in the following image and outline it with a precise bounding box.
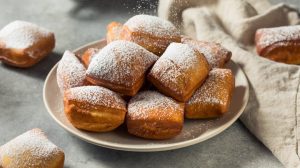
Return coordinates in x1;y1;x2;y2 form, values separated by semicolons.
120;15;181;55
181;36;231;69
0;128;65;168
127;91;184;139
106;22;123;43
185;68;235;119
0;20;55;68
80;48;99;67
64;86;127;132
255;25;300;64
86;40;158;96
148;43;209;102
57;50;87;93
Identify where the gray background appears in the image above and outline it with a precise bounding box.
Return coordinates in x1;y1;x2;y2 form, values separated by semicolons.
0;0;298;167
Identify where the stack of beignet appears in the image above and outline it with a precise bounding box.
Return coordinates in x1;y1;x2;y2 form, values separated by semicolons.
57;14;235;140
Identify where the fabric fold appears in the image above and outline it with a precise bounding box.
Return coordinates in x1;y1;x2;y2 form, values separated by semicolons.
159;0;300;167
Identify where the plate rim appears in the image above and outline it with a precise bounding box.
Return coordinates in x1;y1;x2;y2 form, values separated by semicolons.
43;39;250;152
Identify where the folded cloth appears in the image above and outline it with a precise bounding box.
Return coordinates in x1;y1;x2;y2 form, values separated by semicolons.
159;0;300;167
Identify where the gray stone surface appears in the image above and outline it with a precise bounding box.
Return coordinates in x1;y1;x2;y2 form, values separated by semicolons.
0;0;298;167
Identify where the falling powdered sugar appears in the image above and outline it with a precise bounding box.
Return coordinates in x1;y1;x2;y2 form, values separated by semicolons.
0;20;53;49
124;15;180;38
57;50;86;92
123;0;158;15
128;91;183;120
0;128;63;168
66;86;126;110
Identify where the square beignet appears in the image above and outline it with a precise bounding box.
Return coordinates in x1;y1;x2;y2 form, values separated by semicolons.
127;91;184;139
0;20;55;68
185;68;235;119
120;14;181;55
86;40;158;96
64;86;127;132
255;25;300;64
181;36;231;69
106;22;123;43
0;128;65;168
148;43;209;102
57;50;87;93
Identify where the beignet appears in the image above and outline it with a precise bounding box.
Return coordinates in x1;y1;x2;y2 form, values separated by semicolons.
57;50;87;93
86;40;158;96
181;36;231;69
255;25;300;64
81;48;99;67
185;68;235;119
127;91;184;139
64;86;127;132
148;43;209;102
0;128;64;168
106;22;123;43
120;14;181;55
0;20;55;68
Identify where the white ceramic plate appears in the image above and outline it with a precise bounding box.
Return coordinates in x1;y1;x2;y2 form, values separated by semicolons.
43;39;249;152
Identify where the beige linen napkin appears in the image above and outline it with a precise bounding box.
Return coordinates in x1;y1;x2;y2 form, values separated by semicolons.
158;0;300;167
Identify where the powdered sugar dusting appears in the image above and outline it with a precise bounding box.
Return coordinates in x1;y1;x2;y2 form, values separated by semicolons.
149;43;202;93
0;129;63;167
87;40;158;87
198;46;221;69
66;86;126;110
0;20;53;49
57;50;86;92
128;91;183;120
124;15;180;38
162;43;196;63
188;68;233;105
182;37;231;69
256;25;300;49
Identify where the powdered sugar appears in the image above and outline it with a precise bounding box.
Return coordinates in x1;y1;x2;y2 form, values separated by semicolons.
162;43;197;63
128;91;183;120
0;20;53;49
0;128;63;167
199;45;227;69
66;86;126;110
87;40;158;87
149;43;204;93
57;50;86;92
256;25;300;49
182;37;231;69
124;14;180;38
188;68;233;105
198;46;220;69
